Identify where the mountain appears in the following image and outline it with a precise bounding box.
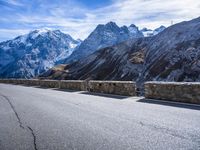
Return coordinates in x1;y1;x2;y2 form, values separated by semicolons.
0;29;80;78
41;17;200;86
138;17;200;85
65;22;143;63
140;26;166;37
40;38;150;80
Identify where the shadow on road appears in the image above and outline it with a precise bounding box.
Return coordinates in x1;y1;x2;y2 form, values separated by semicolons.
33;86;78;92
80;91;128;99
32;86;50;89
137;98;200;111
52;88;78;93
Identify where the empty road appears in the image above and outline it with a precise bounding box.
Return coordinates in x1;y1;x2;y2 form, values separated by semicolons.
0;83;200;150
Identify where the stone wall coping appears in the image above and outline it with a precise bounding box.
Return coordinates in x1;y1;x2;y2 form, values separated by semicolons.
145;81;200;85
0;79;134;83
60;80;85;83
39;79;58;82
89;80;135;83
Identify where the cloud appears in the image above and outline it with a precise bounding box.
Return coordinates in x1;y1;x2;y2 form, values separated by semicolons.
0;0;24;7
0;0;200;41
0;29;29;41
90;0;200;27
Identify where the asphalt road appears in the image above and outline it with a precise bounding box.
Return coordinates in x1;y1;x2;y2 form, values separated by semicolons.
0;83;200;150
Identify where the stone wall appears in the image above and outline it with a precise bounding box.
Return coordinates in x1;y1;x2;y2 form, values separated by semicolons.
0;79;136;96
0;79;14;84
23;79;40;86
14;79;25;85
60;80;86;91
145;82;200;104
0;79;40;86
39;80;60;88
88;81;136;96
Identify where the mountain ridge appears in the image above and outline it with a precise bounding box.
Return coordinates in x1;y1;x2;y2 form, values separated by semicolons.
64;22;144;63
0;22;167;78
40;17;200;87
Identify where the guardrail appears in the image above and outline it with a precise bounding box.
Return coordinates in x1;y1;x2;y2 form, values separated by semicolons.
145;82;200;104
0;79;136;96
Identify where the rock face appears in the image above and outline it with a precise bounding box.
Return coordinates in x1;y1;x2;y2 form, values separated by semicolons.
0;29;80;78
41;17;200;85
65;22;143;63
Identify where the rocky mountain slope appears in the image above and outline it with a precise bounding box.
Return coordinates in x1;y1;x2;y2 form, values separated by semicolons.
41;17;200;85
41;38;149;80
0;29;80;78
138;17;200;84
65;22;144;63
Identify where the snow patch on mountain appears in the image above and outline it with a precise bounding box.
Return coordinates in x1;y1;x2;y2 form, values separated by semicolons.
141;26;166;37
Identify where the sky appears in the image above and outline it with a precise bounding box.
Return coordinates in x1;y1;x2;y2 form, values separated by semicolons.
0;0;200;41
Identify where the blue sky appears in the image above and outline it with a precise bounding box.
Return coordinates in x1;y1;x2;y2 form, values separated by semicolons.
0;0;200;41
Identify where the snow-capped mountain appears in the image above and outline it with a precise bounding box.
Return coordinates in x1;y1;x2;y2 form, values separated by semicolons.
0;29;80;78
65;21;143;63
128;24;144;37
140;26;166;37
41;17;200;86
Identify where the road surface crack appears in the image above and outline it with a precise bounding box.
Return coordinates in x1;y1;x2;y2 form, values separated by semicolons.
27;126;38;150
0;94;38;150
1;95;25;129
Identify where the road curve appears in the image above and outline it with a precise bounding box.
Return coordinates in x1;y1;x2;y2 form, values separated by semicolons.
0;83;200;150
